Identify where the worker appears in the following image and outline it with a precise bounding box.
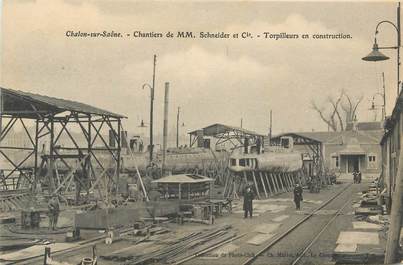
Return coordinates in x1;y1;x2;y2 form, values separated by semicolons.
293;183;303;210
48;194;60;230
357;170;362;184
243;185;255;218
353;170;358;184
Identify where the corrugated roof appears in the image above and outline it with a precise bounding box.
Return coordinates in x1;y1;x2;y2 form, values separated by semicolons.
189;123;264;137
1;87;126;118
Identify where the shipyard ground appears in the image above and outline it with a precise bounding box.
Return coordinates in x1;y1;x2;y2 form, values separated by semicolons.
0;179;384;265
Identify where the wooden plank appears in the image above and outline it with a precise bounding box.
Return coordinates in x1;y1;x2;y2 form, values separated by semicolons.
282;173;289;191
258;172;268;198
243;171;248;186
264;172;273;195
279;173;285;192
286;173;292;190
252;171;261;199
271;173;279;194
289;173;295;186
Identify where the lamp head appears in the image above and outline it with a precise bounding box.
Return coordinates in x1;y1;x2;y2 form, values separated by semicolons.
362;41;390;62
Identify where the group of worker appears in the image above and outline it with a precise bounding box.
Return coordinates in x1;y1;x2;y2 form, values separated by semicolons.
243;182;304;218
353;170;362;184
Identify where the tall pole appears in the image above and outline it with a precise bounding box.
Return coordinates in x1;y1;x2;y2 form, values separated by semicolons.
385;5;402;262
162;82;169;175
0;88;2;138
240;118;243;128
384;139;403;264
269;110;272;144
397;2;401;96
149;55;156;164
176;107;180;148
382;72;386;120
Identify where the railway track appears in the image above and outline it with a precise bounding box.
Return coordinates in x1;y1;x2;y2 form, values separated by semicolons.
241;182;354;265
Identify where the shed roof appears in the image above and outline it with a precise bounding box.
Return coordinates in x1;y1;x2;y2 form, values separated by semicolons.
1;87;125;119
277;130;383;145
189;123;264;137
152;174;214;184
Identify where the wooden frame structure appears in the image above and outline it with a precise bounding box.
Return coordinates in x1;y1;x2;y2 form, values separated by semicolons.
271;133;324;177
0;88;125;200
188;123;265;150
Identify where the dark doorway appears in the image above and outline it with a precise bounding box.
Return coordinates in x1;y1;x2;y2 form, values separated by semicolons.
347;156;359;173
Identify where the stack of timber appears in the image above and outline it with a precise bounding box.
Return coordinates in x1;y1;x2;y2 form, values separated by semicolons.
333;248;384;264
101;224;237;264
354;188;384;216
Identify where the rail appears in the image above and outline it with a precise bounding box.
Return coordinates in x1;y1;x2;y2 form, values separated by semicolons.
241;182;353;265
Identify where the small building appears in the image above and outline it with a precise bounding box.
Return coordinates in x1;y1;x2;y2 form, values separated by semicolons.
273;122;384;179
380;91;402;212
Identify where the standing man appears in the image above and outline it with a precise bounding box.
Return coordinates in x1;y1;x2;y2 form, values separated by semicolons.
48;194;60;230
293;183;303;210
243;185;255;218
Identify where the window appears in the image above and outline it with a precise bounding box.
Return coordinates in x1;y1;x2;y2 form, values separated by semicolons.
239;159;246;167
332;155;339;168
231;159;237;166
368;154;377;169
246;159;250;166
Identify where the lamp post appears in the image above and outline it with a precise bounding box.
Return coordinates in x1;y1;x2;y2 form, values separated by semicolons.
363;4;402;263
142;55;157;165
362;3;401;97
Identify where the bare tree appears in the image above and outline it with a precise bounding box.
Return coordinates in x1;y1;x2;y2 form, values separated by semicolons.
311;91;363;132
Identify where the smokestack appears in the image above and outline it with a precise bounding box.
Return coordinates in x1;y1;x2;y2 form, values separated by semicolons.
162;82;169;174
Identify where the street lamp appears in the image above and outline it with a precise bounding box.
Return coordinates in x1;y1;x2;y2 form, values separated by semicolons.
362;3;401;96
142;55;157;164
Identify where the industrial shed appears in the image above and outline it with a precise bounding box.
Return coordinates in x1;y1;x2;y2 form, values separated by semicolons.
0;87;126;203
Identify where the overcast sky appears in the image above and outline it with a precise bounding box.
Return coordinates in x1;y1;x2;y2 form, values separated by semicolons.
1;0;399;136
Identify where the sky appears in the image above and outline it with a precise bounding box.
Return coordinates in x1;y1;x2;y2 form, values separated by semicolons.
0;0;400;137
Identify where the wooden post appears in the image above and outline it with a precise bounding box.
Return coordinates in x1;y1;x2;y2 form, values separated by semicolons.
272;173;279;193
264;172;273;195
259;172;268;198
384;141;403;264
243;171;248;185
252;171;261;199
43;247;51;265
277;173;285;192
282;173;288;191
287;173;293;189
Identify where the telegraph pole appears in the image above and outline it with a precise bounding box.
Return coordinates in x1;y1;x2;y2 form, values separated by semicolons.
269;110;272;144
162;82;169;175
382;72;386;120
176;107;180;148
150;55;156;163
142;55;157;164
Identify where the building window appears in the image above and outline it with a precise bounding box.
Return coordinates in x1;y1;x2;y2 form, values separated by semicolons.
231;159;237;166
368;154;377;169
239;159;246;167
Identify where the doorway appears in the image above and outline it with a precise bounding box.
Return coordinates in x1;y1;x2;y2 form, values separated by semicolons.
347;156;360;173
